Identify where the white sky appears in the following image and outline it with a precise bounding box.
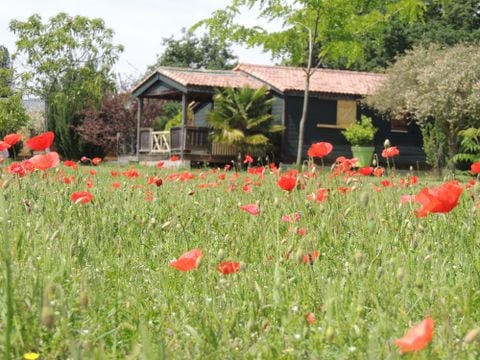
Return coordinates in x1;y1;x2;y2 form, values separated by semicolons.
0;0;278;79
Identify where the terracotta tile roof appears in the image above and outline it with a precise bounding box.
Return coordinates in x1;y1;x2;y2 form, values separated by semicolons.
235;63;385;96
156;67;264;89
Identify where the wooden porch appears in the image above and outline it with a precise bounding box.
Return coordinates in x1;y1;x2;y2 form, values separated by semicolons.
137;126;239;163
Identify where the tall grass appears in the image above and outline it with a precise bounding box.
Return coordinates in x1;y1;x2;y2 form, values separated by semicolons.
0;163;479;359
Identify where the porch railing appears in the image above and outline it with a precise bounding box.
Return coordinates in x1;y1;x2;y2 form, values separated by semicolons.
138;126;239;157
151;131;170;153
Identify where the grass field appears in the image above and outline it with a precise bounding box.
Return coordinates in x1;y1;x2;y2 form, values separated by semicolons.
1;159;479;359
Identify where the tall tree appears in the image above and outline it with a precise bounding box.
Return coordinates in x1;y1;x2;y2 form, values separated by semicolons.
356;0;480;71
195;0;430;165
10;13;123;158
147;28;238;73
0;45;28;138
366;43;480;172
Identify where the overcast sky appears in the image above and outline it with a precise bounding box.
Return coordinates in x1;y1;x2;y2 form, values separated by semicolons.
0;0;278;79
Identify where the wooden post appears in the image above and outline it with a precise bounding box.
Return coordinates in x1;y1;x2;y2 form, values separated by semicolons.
181;93;188;161
136;98;144;160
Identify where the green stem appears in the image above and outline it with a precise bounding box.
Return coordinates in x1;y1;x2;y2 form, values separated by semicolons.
1;191;13;359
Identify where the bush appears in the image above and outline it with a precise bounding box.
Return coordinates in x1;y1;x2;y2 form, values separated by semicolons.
342;115;377;146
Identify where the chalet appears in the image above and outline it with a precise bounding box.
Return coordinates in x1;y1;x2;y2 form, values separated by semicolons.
131;64;425;165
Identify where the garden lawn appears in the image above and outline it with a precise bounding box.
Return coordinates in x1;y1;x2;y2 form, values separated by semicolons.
1;160;479;359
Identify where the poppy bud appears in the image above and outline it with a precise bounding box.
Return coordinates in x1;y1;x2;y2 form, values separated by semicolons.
80;291;89;310
396;268;405;282
464;328;480;344
325;326;335;341
359;192;370;207
384;139;390;148
41;305;56;329
295;248;304;263
217;249;225;261
273;197;279;207
372;158;377;167
354;251;365;265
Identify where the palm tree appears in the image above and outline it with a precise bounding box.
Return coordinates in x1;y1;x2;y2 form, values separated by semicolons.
207;85;284;154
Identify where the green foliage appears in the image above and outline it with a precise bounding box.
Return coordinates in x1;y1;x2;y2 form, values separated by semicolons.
154;102;182;130
194;0;429;68
421;122;447;173
1;164;480;358
147;28;237;73
453;127;480;164
355;0;480;71
0;94;28;137
0;46;28;136
207;86;283;153
366;43;480;170
10;13;123;157
342;116;377;146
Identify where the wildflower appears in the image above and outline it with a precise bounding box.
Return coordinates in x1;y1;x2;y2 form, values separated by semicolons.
0;141;11;151
92;157;102;166
395;317;434;353
277;174;297;192
307;142;333;158
217;261;241;275
303;251;319;264
23;352;40;360
470;161;480;175
169;249;203;271
306;313;315;325
3;133;21;146
411;181;463;218
240;203;260;216
382;146;400;158
156;161;165;168
170;155;179;162
29;152;60;170
25;131;55;151
243;154;254;164
63;160;78;170
358;167;374;176
71;191;94;204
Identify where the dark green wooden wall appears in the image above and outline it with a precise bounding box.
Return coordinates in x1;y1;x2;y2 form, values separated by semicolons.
282;94;426;167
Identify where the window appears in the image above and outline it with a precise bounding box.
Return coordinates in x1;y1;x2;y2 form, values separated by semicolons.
316;99;357;129
391;117;409;133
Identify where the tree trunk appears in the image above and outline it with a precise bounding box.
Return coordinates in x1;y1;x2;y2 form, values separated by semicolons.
447;132;458;173
296;75;311;165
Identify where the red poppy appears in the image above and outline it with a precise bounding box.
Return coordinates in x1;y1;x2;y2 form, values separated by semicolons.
408;175;418;185
217;261;241;275
297;228;307;236
25;131;54;151
307;142;333;158
373;167;384;177
156;161;165;168
154;178;163;187
277;174;297;192
243;154;254;164
169;248;203;271
6;162;26;176
306;313;315;325
381;180;391;187
85;179;94;188
240;203;260;216
92;157;102;166
358;167;374;176
29;152;60;170
314;188;329;203
110;171;118;177
0;141;11;151
282;212;301;223
303;251;319;264
71;191;94;204
3;133;21;146
111;182;122;189
470;161;480;175
395;317;434;353
217;173;226;180
122;168;140;178
242;184;252;193
89;170;96;176
170;155;180;162
145;190;154;202
63;160;78;170
413;180;463;218
382;146;400;158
